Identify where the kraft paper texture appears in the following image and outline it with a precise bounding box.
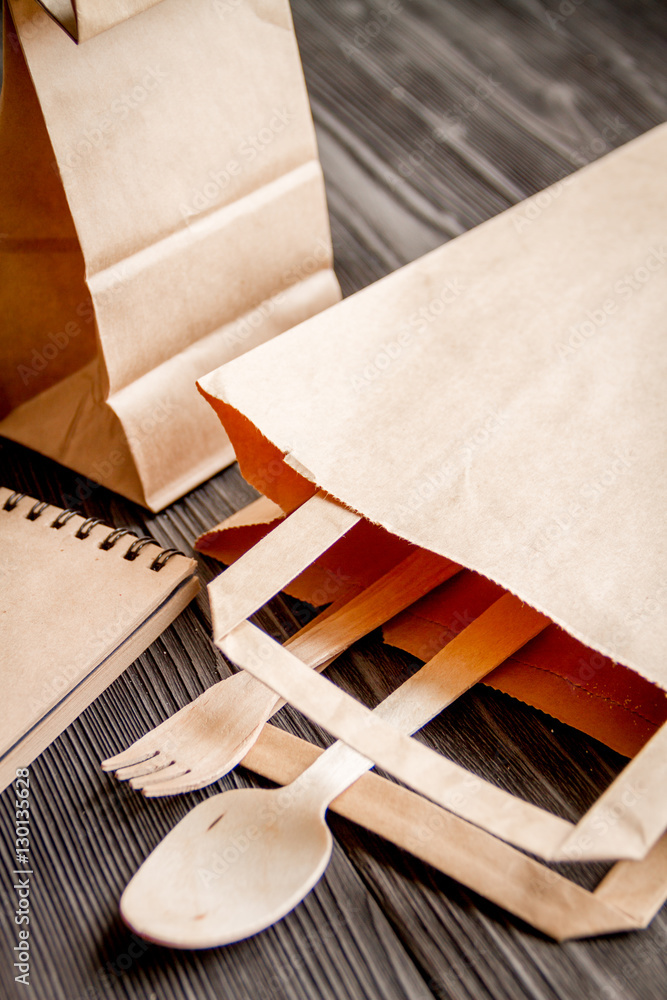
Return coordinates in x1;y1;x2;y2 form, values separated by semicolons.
199;129;667;927
0;487;198;791
0;0;340;509
222;617;667;864
198;501;667;757
205;523;667;936
203;485;666;873
384;583;667;758
241;724;667;941
200;478;667;933
199;124;667;691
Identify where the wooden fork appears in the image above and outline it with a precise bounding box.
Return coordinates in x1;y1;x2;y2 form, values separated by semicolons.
102;493;460;795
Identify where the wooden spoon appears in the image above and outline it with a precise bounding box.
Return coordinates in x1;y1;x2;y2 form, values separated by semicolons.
120;593;547;947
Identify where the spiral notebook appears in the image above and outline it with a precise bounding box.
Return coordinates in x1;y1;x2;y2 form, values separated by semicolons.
0;487;199;793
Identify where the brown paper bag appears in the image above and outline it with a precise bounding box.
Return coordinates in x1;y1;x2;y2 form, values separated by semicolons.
196;493;667;940
0;0;339;509
192;125;667;933
197;123;667;758
199;123;667;688
199;503;667;759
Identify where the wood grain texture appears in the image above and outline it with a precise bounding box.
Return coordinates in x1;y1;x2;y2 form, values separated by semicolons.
1;0;667;997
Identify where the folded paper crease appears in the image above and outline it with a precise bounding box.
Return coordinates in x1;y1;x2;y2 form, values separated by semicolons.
37;0;164;42
1;0;340;508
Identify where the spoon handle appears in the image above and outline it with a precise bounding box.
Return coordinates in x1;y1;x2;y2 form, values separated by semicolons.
281;592;549;807
231;548;464;755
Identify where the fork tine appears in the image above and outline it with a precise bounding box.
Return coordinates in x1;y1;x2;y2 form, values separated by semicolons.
141;773;199;798
101;745;159;772
135;726;267;797
132;762;190;793
113;753;170;782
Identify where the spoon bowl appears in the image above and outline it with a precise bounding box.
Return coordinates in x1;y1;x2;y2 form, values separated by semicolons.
121;788;333;948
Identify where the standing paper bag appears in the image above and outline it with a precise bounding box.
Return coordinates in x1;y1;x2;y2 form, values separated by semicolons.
0;0;339;510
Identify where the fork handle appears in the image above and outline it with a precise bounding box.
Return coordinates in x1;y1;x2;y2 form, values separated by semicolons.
264;548;462;718
284;548;461;669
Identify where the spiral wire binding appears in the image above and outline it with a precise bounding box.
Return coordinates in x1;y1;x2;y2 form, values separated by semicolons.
51;509;80;529
75;517;105;539
99;527;136;550
124;536;161;561
27;500;50;520
2;493;186;571
150;547;183;571
3;492;25;511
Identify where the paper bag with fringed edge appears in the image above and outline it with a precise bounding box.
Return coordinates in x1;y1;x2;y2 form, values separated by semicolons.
194;125;667;938
0;0;339;510
197;496;667;760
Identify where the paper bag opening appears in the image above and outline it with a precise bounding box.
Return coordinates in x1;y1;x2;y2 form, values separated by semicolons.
197;124;667;689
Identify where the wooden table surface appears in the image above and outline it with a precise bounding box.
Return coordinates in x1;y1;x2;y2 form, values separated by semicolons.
2;1;667;998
